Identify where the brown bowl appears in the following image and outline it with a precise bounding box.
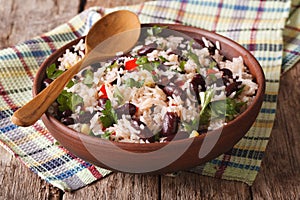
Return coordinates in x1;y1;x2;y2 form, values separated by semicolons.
33;24;265;174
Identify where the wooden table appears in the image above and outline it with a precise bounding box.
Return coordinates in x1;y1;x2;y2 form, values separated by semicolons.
0;1;299;199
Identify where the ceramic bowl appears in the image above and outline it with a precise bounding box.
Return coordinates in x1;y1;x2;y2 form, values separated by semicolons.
33;24;265;174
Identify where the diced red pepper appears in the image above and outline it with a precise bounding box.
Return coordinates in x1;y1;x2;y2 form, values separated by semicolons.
207;68;218;75
125;58;138;70
99;84;108;99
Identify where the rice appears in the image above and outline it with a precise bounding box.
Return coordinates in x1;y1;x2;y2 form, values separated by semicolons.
46;26;258;143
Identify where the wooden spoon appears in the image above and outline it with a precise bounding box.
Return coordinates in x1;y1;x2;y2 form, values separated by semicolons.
11;10;141;127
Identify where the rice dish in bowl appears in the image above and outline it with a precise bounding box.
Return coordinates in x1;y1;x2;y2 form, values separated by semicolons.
44;26;258;143
34;24;265;173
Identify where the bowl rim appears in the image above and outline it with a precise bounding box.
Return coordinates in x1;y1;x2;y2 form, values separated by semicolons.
33;23;265;149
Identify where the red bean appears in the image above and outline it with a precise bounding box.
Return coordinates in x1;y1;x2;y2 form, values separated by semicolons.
61;117;74;125
43;78;53;88
190;74;206;103
190;74;206;92
225;81;242;96
61;109;72;117
163;85;183;97
115;103;137;119
161;112;180;137
131;119;154;142
220;68;233;78
78;111;95;123
98;98;108;109
137;43;157;56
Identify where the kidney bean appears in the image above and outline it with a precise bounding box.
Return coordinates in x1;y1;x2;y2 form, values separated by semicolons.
78;111;95;123
61;117;74;125
208;46;216;55
191;73;206;92
157;75;170;86
164;131;189;141
167;49;181;56
157;64;168;71
115;103;137;119
215;78;225;87
137;43;157;56
98;98;108;109
197;128;208;135
220;68;233;78
131;119;154;141
43;78;53;88
193;39;205;49
190;74;206;103
163;85;183;97
61;109;72;118
91;62;101;72
161;112;180;137
225;81;242;96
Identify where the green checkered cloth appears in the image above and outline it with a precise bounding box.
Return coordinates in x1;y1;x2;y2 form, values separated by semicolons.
0;0;299;191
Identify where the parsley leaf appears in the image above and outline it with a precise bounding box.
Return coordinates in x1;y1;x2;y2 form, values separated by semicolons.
224;98;246;121
183;118;199;133
114;87;124;104
100;100;118;128
147;25;166;36
234;85;245;98
46;63;63;80
136;56;148;65
198;90;215;129
125;78;145;88
179;61;186;72
57;90;83;112
199;90;214;116
83;69;94;87
101;130;112;139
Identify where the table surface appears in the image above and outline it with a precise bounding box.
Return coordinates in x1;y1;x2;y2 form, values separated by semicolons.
0;1;299;199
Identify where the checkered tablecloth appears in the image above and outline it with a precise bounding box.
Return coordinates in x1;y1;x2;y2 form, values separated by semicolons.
0;0;299;191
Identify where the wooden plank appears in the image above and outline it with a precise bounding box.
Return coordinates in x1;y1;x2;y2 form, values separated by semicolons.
0;146;62;200
251;62;300;199
161;172;251;199
62;173;159;200
0;0;81;48
0;0;80;199
84;0;149;8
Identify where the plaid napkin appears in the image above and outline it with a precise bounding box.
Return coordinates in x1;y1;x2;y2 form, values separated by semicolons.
0;0;299;191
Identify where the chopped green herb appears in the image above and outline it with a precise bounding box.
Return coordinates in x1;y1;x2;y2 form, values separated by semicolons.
147;25;166;36
183;118;199;133
234;85;245;98
66;80;74;88
208;61;217;69
83;69;94;87
136;56;148;65
114;86;124;104
46;63;63;79
100;100;118;128
199;90;214;116
139;62;155;72
179;61;186;72
101;130;112;139
210;100;226;119
106;61;119;71
198;90;215;129
125;78;145;88
158;56;168;62
57;90;83;112
224;98;246;121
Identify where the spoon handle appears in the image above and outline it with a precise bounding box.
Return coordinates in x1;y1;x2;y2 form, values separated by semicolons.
11;59;83;127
